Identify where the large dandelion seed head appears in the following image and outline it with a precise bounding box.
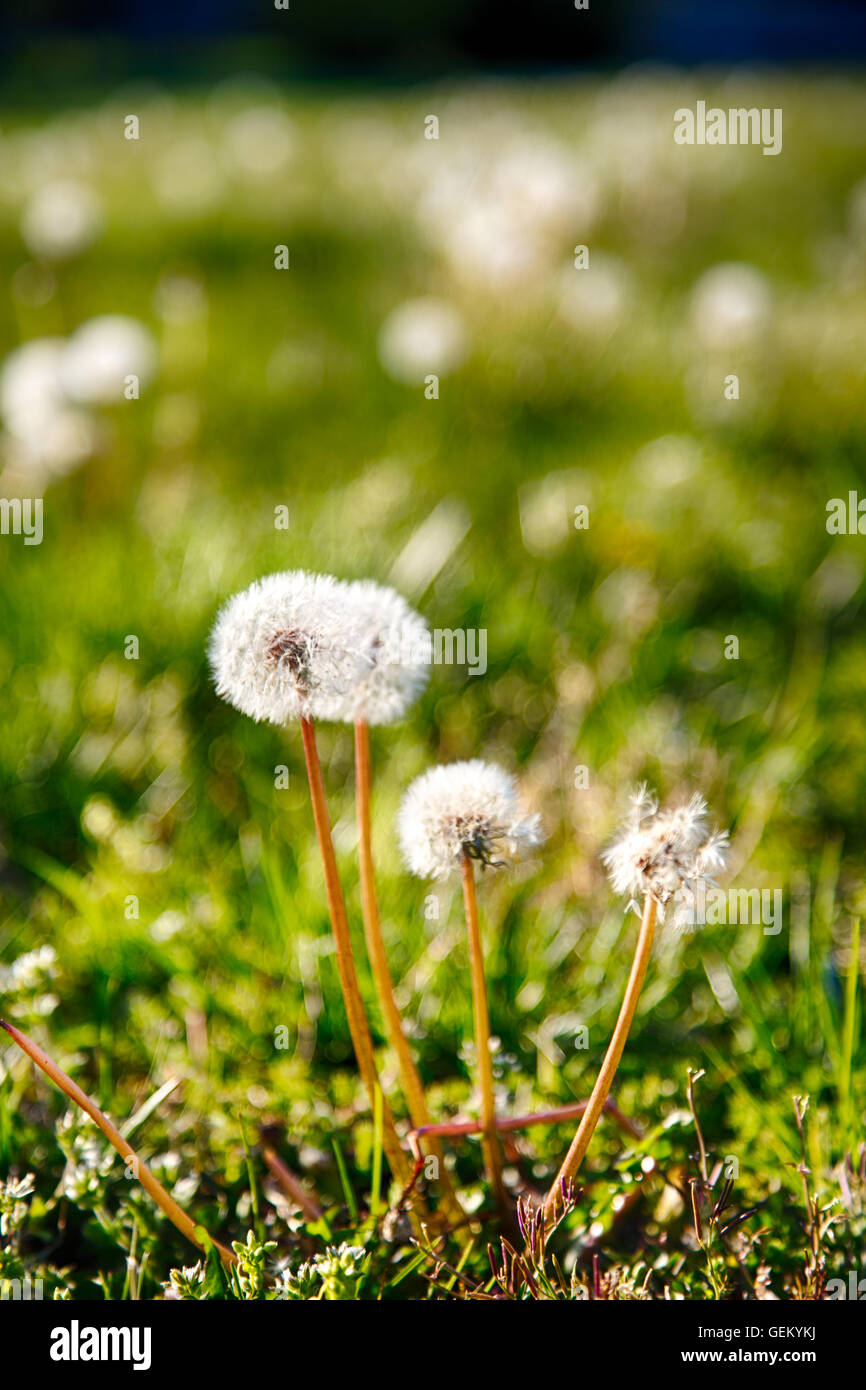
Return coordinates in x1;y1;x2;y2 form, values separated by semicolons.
208;570;366;725
397;759;544;880
602;785;728;923
315;579;431;726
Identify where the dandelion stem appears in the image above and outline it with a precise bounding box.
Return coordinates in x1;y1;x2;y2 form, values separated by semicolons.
460;853;508;1218
354;720;431;1129
407;1095;641;1158
354;720;464;1223
543;893;658;1224
261;1144;324;1224
299;714;409;1185
0;1018;237;1267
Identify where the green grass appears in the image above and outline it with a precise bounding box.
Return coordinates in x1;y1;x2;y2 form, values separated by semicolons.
0;72;865;1299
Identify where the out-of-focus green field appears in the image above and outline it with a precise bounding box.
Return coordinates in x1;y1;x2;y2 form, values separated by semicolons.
1;73;865;1299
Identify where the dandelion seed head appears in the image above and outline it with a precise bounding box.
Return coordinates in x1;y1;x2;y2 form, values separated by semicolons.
0;338;94;482
602;784;728;923
61;315;156;405
378;297;468;386
208;570;366;725
690;262;771;349
20;180;102;261
315;579;430;726
397;759;544;880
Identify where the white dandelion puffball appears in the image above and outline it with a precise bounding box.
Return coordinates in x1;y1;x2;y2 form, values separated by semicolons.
602;786;728;922
209;570;369;726
689;263;771;348
0;338;94;479
398;760;544;880
20;180;102;260
0;338;67;429
378;298;468;386
314;579;431;726
61;316;157;405
2;407;94;482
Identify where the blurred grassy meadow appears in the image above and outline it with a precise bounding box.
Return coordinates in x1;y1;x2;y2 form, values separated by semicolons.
1;69;866;1299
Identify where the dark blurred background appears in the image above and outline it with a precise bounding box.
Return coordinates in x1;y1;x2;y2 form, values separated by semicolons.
4;0;866;96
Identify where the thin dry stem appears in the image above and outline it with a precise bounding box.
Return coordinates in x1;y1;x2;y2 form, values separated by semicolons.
407;1095;642;1159
354;720;464;1224
261;1144;323;1223
0;1018;236;1267
461;853;508;1218
543;893;658;1225
299;714;409;1185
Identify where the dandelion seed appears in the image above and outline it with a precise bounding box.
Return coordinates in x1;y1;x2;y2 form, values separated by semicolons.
208;570;366;725
208;570;411;1188
545;786;729;1222
397;759;544;881
398;759;543;1218
601;785;729;926
317;578;430;726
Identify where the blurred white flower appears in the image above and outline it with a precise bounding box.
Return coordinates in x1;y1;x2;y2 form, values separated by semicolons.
209;570;367;725
602;786;728;922
0;337;66;427
61;315;156;405
632;435;701;489
689;263;771;348
434;202;540;292
1;409;94;483
490;138;600;235
152;137;225;213
518;468;589;557
378;298;468;386
20;180;102;260
315;579;430;726
0;945;58;992
417;129;599;296
0;338;94;480
557;253;631;337
222;105;295;177
398;759;544;879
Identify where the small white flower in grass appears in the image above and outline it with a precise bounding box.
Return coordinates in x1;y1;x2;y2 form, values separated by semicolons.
398;759;544;880
315;579;430;726
602;785;728;923
208;570;367;725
